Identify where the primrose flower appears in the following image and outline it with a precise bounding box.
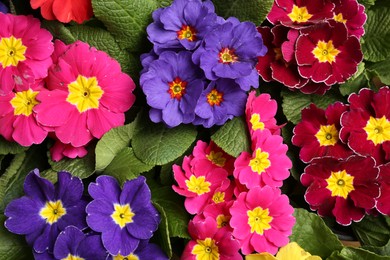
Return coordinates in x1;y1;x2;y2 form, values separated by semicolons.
230;186;295;255
332;0;367;39
172;156;230;214
53;226;106;260
0;13;53;95
377;164;390;215
301;156;380;225
147;0;219;52
141;50;205;127
193;17;267;91
194;79;247;128
34;40;136;148
30;0;93;24
50;138;88;162
292;102;353;163
4;169;88;253
340;87;390;165
182;217;241;260
86;175;160;256
193;201;234;232
0;82;48;146
110;240;168;260
295;21;363;86
234;130;291;189
245;242;321;260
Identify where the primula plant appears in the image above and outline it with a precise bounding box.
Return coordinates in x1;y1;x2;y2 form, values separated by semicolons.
1;0;390;259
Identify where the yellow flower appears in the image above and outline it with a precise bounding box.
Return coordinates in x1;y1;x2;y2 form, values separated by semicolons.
245;242;322;260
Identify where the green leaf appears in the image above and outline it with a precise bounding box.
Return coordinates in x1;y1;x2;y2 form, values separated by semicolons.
327;247;390;260
0;215;33;259
132;114;197;166
281;89;342;124
0;137;27;155
67;25;139;77
290;208;343;259
103;147;153;185
361;8;390;62
339;62;368;96
357;0;377;8
211;117;251;157
213;0;274;25
41;21;76;44
48;149;95;179
352;215;390;247
156;0;173;7
91;0;157;50
95;123;135;172
366;59;390;86
364;240;390;256
152;203;172;258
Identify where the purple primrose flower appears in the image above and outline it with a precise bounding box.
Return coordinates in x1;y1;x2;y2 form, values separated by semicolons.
109;240;168;260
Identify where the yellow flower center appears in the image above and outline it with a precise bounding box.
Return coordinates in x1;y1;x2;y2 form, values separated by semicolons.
168;77;187;100
250;113;265;131
212;191;225;204
66;75;104;113
191;238;219;260
206;151;226;167
326;170;354;199
111;204;135;229
62;254;84;260
185;175;211;195
10;89;39;116
206;89;224;106
249;148;271;174
0;36;27;68
218;47;238;64
333;13;347;23
363;116;390;145
315;124;339;146
177;25;197;42
216;214;230;229
312;40;340;63
247;207;273;235
39;200;67;224
288;5;313;23
113;254;139;260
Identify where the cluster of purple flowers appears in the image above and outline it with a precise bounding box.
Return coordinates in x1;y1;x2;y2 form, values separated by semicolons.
4;170;167;260
141;0;267;128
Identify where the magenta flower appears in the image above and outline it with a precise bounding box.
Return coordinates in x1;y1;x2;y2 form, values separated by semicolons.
49;138;88;162
301;156;380;225
0;13;53;95
230;186;295;255
340;87;390;165
295;21;363;86
34;40;136;148
182;217;241;260
332;0;367;39
172;156;230;214
377;164;390;215
234;130;291;189
292;102;353;163
193;201;234;232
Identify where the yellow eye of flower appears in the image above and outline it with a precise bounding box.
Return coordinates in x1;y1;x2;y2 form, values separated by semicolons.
249;148;271;174
315;124;339;146
247;207;273;235
206;151;226;167
111;204;135;228
250;113;265;131
363;116;390;145
288;5;313;23
62;254;85;260
185;175;211;195
191;238;219;260
0;36;27;68
312;40;340;63
113;253;139;260
326;170;354;199
10;89;39;116
39;200;67;224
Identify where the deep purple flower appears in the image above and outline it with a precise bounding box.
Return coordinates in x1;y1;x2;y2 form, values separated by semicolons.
33;251;55;260
0;1;8;13
4;169;88;253
109;240;168;260
141;50;205;127
192;17;267;90
194;79;247;127
53;226;107;260
86;175;160;256
147;0;219;53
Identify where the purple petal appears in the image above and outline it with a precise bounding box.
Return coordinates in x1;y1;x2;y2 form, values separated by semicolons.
53;226;85;259
55;171;83;206
88;175;121;202
24;169;55;202
120;176;151;207
77;235;107;259
126;207;160;239
86;199;117;232
102;226;139;255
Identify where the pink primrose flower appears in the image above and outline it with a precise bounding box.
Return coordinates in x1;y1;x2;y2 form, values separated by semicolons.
230;186;295;255
50;138;88;162
193;201;234;233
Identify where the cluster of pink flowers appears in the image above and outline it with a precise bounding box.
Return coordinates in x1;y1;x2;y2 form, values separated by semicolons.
0;13;135;161
293;87;390;225
172;91;295;257
257;0;365;94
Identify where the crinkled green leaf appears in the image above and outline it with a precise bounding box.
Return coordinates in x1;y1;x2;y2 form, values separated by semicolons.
0;215;33;260
281;89;342;124
132;113;197;166
352;215;390;247
290;208;343;259
362;8;390;62
213;0;274;24
0;137;27;155
327;247;390;260
156;0;173;7
364;239;390;256
92;0;157;50
95;123;135;172
104;147;153;185
358;0;377;8
366;59;390;86
152;202;172;258
41;21;76;44
211;117;251;157
340;62;368;96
